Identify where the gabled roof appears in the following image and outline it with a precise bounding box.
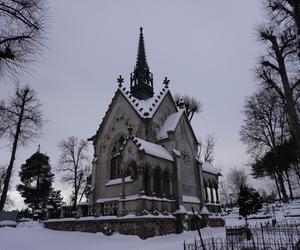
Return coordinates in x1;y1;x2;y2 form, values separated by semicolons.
202;162;221;176
157;110;184;140
88;83;172;142
118;83;170;118
120;135;173;162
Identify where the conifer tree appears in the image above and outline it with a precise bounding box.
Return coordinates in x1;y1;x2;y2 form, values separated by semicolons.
17;148;54;210
238;185;262;224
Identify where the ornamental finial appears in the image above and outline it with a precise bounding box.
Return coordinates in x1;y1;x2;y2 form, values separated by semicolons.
163;77;170;88
117;75;124;87
128;124;133;135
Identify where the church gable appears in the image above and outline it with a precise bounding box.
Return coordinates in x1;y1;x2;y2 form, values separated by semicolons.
94;90;143;143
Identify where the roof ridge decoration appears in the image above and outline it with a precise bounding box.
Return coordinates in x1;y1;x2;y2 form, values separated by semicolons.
118;78;171;118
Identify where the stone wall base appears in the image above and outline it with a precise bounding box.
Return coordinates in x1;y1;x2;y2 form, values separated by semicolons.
44;216;177;239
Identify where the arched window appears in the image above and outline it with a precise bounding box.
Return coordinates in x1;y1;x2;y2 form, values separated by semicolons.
162;170;170;197
144;165;151;195
110;135;125;179
153;167;161;197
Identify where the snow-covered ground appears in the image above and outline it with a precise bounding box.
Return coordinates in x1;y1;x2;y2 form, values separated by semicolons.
0;221;225;250
2;200;300;250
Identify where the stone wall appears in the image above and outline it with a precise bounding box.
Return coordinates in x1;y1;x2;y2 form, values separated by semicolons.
44;216;177;239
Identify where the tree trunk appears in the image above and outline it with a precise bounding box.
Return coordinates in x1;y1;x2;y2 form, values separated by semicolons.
273;38;300;156
284;170;294;200
274;173;282;202
277;172;288;202
0;94;26;211
293;162;300;185
291;0;300;60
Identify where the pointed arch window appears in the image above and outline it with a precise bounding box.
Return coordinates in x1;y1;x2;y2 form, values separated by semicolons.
110;135;125;179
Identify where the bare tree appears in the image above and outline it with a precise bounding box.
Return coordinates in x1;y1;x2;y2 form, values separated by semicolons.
0;86;44;211
202;134;216;163
256;3;300;156
263;0;300;60
227;167;248;195
0;0;48;78
57;136;90;210
240;88;290;201
174;94;202;122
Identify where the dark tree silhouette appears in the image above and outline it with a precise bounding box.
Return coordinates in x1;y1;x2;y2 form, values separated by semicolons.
202;134;216;163
0;0;48;78
227;167;248;195
0;86;44;211
238;185;262;224
57;136;90;210
174;94;202;122
240;88;290;201
17;149;54;209
256;1;300;156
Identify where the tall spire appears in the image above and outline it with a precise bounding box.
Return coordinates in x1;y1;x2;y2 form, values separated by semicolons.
130;27;154;100
136;27;148;72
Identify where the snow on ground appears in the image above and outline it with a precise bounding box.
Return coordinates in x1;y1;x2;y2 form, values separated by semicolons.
0;221;225;250
3;200;300;250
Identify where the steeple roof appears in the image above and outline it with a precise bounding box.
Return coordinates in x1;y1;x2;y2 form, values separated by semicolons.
136;28;148;71
130;27;154;100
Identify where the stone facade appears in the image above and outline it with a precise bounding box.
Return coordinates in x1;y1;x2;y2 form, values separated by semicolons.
74;28;223;235
45;216;177;239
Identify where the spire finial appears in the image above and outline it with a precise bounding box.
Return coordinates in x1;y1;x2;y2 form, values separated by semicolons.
163;77;170;88
117;75;124;87
130;27;154;100
128;124;133;136
37;144;40;153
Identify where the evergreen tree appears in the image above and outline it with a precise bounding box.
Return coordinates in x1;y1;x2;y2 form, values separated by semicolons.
238;185;262;224
48;190;63;210
17;148;54;210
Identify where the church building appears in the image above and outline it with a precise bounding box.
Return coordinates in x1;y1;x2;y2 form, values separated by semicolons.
86;28;221;219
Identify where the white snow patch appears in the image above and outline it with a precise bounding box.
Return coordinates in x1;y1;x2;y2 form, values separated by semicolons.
97;195;176;204
182;195;200;204
133;137;173;161
202;162;220;175
0;221;225;250
105;176;133;186
157;111;184;140
0;220;17;227
119;84;170;119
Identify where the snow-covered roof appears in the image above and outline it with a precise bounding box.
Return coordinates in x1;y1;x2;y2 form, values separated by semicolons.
157;110;184;140
131;137;173;161
118;83;170;118
89;83;175;142
199;206;210;215
105;176;133;187
202;162;220;176
182;195;200;204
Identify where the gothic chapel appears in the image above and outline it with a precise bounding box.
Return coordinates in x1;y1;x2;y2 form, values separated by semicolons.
86;28;221;218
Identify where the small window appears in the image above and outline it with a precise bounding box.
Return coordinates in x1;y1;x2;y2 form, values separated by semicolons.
110;135;125;179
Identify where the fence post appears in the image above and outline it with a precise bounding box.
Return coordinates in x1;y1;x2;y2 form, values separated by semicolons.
183;240;186;250
260;222;266;249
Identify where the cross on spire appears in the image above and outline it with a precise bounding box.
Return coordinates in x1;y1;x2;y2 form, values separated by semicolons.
163;77;170;88
117;75;124;87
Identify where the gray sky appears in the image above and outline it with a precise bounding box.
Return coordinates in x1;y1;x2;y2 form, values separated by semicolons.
1;0;265;208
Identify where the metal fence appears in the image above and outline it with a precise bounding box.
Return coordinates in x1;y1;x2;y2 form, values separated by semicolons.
184;236;300;250
184;224;300;250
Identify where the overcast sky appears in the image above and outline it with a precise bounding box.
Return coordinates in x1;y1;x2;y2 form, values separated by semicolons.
0;0;265;209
